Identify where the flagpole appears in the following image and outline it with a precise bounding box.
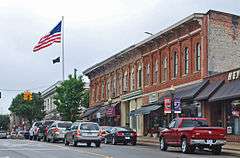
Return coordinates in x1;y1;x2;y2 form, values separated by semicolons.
62;16;65;81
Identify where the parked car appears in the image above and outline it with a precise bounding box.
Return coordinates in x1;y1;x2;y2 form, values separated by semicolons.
99;126;112;141
23;130;30;139
159;117;226;155
37;120;55;141
0;130;7;139
47;121;72;143
29;121;43;140
64;122;101;147
104;127;137;145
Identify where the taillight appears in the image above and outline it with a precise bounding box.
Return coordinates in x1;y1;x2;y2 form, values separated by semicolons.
131;132;137;137
76;129;81;136
116;132;124;137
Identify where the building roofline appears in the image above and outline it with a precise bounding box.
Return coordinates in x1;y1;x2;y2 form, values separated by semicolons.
41;81;62;97
83;12;204;76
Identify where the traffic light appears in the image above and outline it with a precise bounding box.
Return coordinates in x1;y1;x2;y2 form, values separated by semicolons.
29;92;33;101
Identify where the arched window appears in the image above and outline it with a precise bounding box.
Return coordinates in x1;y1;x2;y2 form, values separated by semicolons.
101;80;104;99
106;79;110;99
137;64;142;89
123;71;128;92
154;60;159;83
173;51;178;78
130;65;135;91
184;48;189;75
146;63;150;85
162;57;168;81
195;43;201;71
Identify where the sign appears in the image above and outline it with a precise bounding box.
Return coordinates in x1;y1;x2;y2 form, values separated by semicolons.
228;70;240;81
96;112;101;119
106;107;115;117
174;97;181;113
164;97;172;114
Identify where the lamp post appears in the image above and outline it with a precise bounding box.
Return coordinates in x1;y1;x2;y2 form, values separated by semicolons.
169;85;175;121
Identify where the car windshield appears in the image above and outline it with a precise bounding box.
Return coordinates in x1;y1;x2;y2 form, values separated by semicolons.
44;121;54;126
34;122;42;127
114;127;129;131
80;123;99;130
182;119;208;128
58;123;72;128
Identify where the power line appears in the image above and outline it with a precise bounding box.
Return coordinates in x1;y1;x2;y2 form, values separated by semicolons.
0;85;49;92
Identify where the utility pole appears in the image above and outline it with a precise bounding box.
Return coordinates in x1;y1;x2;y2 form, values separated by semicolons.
74;68;77;79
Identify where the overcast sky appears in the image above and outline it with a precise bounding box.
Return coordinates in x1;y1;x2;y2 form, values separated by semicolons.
0;0;239;114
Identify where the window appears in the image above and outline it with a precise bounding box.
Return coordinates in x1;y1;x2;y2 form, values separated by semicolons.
138;64;142;88
101;80;104;99
117;72;122;95
182;119;208;128
153;61;158;83
106;79;110;99
146;63;150;85
173;52;178;78
123;71;128;92
195;43;201;71
112;75;116;97
96;84;99;101
184;47;189;75
91;87;95;102
162;57;167;82
130;66;135;91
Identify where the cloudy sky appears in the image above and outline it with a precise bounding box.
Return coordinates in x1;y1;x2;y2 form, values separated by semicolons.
0;0;239;114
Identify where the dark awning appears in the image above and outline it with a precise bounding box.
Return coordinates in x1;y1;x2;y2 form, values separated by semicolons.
81;106;100;118
195;80;224;101
174;80;208;101
209;80;240;102
159;80;208;103
129;104;161;116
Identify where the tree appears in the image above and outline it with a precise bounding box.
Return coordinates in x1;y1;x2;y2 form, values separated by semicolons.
9;92;45;125
54;75;88;122
82;90;89;108
0;115;10;131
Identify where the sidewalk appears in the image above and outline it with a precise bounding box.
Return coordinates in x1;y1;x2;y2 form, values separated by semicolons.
137;136;240;155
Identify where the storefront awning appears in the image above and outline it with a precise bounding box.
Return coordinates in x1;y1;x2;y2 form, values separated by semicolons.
159;80;208;103
81;106;101;118
195;80;224;101
209;80;240;102
129;104;161;116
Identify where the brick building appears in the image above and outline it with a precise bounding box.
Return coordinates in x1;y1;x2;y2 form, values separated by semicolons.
83;10;240;137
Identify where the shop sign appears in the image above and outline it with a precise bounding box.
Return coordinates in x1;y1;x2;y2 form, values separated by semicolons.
149;93;158;103
174;97;181;113
106;107;115;117
228;70;240;81
164;97;172;114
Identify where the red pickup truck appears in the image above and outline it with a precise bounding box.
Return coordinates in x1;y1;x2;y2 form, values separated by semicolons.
159;117;226;155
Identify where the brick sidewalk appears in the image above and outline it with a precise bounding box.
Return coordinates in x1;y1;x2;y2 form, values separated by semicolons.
137;136;240;154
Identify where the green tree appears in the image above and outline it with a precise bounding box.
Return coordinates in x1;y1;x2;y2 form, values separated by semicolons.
9;93;45;125
0;115;10;131
54;75;88;122
82;90;89;108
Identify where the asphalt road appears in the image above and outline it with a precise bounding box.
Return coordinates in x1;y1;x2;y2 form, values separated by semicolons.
0;139;239;158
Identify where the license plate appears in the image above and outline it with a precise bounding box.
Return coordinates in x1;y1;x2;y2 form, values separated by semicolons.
125;137;130;139
206;140;213;144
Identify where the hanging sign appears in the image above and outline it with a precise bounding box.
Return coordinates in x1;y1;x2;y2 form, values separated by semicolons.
164;97;172;114
174;97;181;113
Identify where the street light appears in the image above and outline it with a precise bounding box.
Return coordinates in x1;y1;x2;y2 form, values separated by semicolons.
144;32;154;36
169;85;175;121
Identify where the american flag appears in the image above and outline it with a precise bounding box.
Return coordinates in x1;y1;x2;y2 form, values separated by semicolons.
33;21;62;52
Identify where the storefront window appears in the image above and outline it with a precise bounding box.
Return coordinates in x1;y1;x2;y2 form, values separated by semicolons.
226;101;240;135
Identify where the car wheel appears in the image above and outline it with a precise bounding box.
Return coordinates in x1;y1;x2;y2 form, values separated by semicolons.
29;136;33;140
212;145;222;155
112;137;117;145
95;142;101;147
160;137;168;151
131;141;136;146
87;142;91;147
181;138;194;154
104;138;108;144
64;138;69;146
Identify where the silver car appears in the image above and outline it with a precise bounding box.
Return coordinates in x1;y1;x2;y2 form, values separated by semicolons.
0;130;7;139
64;122;101;147
47;121;72;143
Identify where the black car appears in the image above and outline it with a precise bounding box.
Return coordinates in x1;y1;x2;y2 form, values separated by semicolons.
104;127;137;145
37;120;55;141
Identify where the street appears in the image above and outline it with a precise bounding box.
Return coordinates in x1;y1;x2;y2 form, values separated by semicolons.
0;139;238;158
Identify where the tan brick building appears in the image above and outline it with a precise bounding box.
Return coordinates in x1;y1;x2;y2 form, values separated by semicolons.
83;10;240;136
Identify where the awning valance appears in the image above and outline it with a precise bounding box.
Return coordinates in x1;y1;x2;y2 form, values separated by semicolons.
209;80;240;102
129;104;161;116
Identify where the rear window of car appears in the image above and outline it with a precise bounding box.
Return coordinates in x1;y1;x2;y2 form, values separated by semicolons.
182;119;208;128
58;123;72;128
80;123;99;130
114;127;128;131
